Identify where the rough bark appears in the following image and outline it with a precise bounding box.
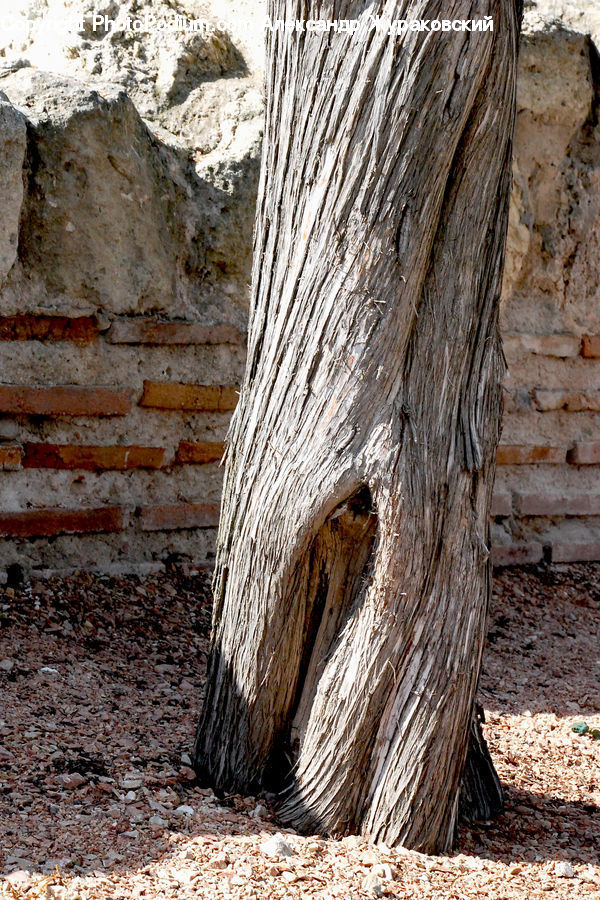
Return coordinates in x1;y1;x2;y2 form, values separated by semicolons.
194;1;521;853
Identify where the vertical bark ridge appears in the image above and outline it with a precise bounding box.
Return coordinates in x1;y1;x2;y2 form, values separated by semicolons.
195;0;521;853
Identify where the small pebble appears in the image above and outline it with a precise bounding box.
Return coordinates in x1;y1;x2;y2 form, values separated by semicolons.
57;772;86;790
46;886;67;900
261;832;296;859
121;774;143;790
372;862;393;880
249;803;267;818
361;872;383;897
555;861;575;878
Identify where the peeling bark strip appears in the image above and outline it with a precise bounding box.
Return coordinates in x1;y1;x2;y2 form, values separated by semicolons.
194;1;521;853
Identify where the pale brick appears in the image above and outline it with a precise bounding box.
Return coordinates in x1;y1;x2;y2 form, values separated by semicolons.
108;319;245;345
533;389;600;412
174;441;225;465
0;315;98;343
514;491;600;516
491;489;512;516
22;443;166;470
0;506;127;538
140;382;239;412
552;539;600;563
0;444;22;470
581;334;600;358
491;543;543;567
567;441;600;465
503;332;580;358
139;502;220;531
0;386;133;417
496;444;566;465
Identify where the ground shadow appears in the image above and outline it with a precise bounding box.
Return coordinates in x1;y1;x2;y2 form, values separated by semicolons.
0;563;598;884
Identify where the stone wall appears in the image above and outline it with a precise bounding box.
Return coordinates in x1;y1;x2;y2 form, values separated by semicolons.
0;2;599;576
494;7;600;565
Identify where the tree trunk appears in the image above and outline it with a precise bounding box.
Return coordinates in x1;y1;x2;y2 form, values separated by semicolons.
194;1;521;853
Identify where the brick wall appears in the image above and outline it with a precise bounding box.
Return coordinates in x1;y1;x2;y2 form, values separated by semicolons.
1;23;599;576
491;332;600;567
0;315;245;575
2;314;600;575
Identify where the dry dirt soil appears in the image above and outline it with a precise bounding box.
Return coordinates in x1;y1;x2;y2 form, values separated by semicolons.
0;563;599;899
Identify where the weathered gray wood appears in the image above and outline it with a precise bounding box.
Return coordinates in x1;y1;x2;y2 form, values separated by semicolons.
194;1;521;853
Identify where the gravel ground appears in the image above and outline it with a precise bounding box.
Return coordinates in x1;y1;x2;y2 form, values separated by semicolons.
0;563;598;899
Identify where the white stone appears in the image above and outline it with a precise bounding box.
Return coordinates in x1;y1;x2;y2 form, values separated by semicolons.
249;803;267;818
174;804;195;817
148;815;167;827
261;832;296;859
555;861;575;878
361;873;383;897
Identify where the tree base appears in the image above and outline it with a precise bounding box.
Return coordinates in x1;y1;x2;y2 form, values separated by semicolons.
459;704;504;823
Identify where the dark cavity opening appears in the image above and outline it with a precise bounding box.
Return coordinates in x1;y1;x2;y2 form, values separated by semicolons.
264;484;378;793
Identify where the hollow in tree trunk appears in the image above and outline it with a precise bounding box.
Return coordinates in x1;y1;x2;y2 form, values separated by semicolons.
194;1;521;853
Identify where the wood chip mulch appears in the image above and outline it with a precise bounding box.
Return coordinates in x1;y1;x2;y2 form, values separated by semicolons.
0;562;598;899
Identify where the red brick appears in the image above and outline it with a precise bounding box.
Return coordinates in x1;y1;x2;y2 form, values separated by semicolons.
581;334;600;358
491;489;512;517
514;491;600;517
140;382;239;412
491;543;543;567
567;441;600;465
174;441;225;465
139;503;220;531
0;506;126;538
496;444;566;465
0;444;22;470
0;315;98;343
533;389;600;412
23;443;166;470
0;386;133;417
503;333;580;358
552;539;600;563
108;319;244;345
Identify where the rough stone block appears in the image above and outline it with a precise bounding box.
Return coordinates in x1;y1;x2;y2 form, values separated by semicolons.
140;382;239;412
0;386;134;417
139;503;220;531
0;97;27;282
